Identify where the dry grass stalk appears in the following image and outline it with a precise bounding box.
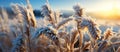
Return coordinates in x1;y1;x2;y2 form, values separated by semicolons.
103;41;120;52
104;28;113;40
63;34;71;52
77;28;83;51
76;20;83;51
116;47;120;52
54;11;60;24
25;25;32;52
82;42;90;51
70;30;79;52
97;40;108;52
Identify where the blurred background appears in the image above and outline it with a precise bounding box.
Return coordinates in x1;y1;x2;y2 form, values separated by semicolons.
0;0;120;33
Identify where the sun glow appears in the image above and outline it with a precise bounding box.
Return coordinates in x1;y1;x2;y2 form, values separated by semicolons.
95;1;120;19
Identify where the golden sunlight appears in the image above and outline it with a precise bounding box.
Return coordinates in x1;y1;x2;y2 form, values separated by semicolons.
95;1;120;19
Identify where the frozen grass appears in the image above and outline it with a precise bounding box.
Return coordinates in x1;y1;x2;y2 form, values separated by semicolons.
0;0;120;52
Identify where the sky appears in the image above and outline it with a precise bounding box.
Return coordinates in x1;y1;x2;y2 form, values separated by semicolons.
0;0;120;12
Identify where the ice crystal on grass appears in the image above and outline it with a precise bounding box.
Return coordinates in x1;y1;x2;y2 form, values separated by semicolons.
0;0;120;52
32;27;58;41
41;2;55;25
11;4;25;23
26;0;37;27
12;35;25;52
73;3;101;40
0;7;9;33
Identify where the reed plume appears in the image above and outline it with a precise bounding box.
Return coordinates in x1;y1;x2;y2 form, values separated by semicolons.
0;7;9;33
32;27;58;41
11;35;25;52
104;28;113;40
26;0;37;27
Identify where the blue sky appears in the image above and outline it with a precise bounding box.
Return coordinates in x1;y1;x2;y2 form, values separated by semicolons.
0;0;120;12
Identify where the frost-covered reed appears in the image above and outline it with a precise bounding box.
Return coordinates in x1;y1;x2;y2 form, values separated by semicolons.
11;35;25;52
32;27;58;41
0;7;9;33
0;0;120;52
